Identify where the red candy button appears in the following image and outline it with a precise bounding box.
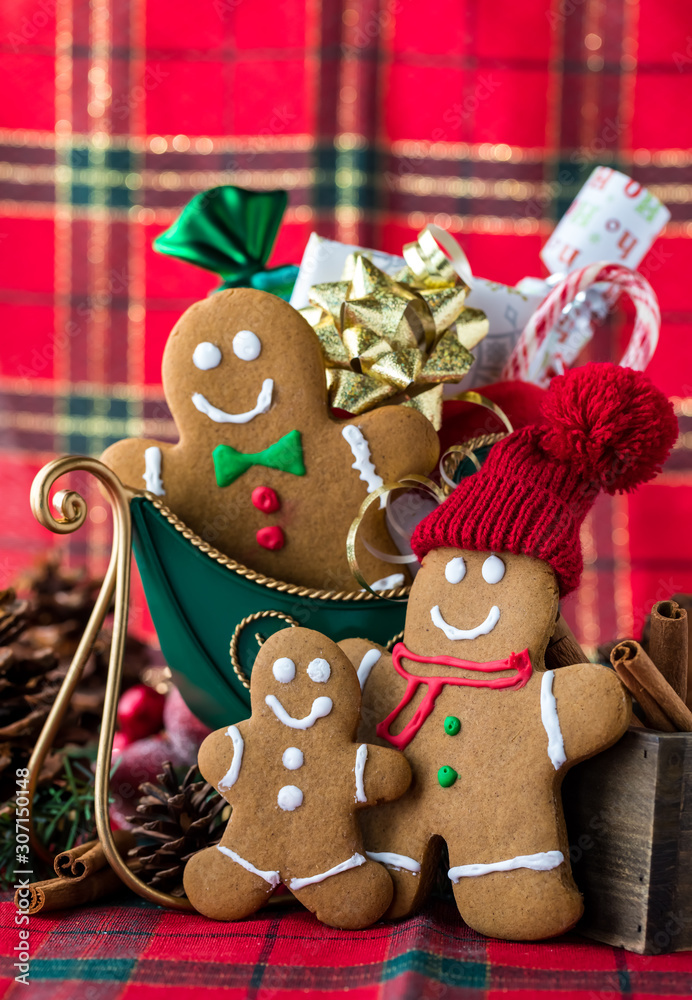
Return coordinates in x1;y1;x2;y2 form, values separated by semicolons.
252;485;280;514
256;526;285;551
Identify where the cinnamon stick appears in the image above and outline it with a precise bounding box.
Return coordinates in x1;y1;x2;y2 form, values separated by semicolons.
54;831;135;881
610;640;692;733
671;593;692;708
648;600;688;702
545;615;589;670
15;866;126;914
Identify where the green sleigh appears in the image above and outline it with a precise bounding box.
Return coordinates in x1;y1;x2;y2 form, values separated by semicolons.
131;492;408;730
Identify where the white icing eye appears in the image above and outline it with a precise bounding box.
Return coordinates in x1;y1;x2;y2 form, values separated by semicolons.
482;554;506;584
233;329;261;361
272;657;295;684
307;657;331;683
192;341;222;370
445;556;466;584
282;747;303;770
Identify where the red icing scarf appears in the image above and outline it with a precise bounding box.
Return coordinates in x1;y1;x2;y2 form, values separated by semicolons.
376;642;532;750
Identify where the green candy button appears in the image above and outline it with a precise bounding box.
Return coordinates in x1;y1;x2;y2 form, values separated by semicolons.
438;765;458;788
444;716;461;736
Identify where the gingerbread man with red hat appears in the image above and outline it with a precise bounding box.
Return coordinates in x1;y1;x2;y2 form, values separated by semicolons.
342;362;678;940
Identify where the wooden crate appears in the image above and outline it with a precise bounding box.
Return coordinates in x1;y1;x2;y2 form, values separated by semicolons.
563;727;691;954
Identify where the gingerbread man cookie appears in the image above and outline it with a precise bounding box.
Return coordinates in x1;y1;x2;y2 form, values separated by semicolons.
342;363;677;940
101;288;439;590
183;626;411;928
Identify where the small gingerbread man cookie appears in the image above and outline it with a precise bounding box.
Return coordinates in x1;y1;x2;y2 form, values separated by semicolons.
183;626;411;929
342;363;677;940
101;288;439;590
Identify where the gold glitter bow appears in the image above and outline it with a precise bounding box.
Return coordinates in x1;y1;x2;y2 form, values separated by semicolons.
299;227;488;430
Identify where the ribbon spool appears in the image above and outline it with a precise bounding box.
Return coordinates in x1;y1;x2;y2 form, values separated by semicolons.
503;261;660;385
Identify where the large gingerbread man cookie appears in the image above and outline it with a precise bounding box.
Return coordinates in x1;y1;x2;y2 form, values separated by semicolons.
101;288;439;590
183;626;411;928
343;549;630;940
341;363;677;940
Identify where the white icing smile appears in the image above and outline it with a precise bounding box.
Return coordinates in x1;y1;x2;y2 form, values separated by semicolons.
191;378;273;424
265;694;333;729
431;604;501;640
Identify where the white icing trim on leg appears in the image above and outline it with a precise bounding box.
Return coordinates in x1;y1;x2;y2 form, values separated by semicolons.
448;850;564;882
366;851;421;874
354;744;368;803
540;670;566;770
288;853;366;891
143;446;165;496
341;425;386;508
218;725;244;790
217;844;280;888
357;648;381;690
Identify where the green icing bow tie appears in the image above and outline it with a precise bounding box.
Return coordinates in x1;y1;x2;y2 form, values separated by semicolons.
213;430;305;487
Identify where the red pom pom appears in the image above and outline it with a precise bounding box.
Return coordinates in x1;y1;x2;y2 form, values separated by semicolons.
540;363;678;494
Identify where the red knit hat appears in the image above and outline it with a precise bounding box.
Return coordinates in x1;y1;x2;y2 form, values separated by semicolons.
411;363;678;596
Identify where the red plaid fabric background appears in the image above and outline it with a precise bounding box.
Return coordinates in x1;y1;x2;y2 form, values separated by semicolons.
1;0;692;651
2;894;692;998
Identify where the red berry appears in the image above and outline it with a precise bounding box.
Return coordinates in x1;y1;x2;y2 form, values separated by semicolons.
256;525;285;550
163;686;211;761
116;684;166;742
252;485;280;513
111;731;132;758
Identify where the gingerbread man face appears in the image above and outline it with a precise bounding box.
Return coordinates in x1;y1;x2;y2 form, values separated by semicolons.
101;288;439;590
249;632;361;742
403;547;559;669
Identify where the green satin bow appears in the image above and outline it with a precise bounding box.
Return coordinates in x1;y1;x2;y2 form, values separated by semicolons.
213;430;306;487
153;186;299;301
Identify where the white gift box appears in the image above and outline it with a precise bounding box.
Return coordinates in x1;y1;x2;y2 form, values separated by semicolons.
289;233;545;390
289;168;669;391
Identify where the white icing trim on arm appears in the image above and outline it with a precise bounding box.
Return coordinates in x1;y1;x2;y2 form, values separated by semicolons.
217;844;280;888
357;648;381;690
218;725;244;790
342;424;385;508
431;604;500;640
448;850;564;882
540;670;567;770
265;694;333;729
354;744;368;803
143;446;165;496
366;851;421;874
191;378;273;424
369;573;405;591
288;852;366;891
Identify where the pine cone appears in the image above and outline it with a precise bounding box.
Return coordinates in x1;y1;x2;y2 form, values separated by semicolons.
127;762;226;896
0;557;151;801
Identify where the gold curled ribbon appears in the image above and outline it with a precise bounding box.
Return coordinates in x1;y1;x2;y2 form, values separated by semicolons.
438;391;514;494
439;445;482;491
301;227;489;429
347;475;447;601
447;390;515;435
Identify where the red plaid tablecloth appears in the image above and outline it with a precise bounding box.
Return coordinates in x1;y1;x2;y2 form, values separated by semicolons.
2;894;692;999
1;0;691;650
